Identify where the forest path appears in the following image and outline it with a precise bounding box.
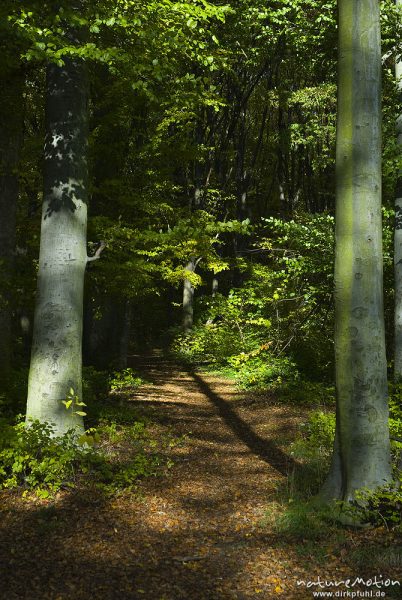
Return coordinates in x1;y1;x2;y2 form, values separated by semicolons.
109;352;304;599
0;354;325;600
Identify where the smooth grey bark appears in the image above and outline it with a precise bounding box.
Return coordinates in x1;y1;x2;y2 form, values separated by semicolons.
183;259;196;332
320;0;392;507
0;70;23;379
26;56;89;436
212;276;219;297
394;0;402;381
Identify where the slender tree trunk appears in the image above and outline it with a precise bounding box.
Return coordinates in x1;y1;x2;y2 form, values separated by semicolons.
26;55;89;436
0;70;23;380
183;259;195;332
394;0;402;381
118;299;132;369
236;108;248;221
212;276;219;297
194;119;204;209
320;0;391;507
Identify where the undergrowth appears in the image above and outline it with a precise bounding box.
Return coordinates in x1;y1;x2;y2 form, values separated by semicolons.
273;386;402;534
0;366;183;499
0;411;181;499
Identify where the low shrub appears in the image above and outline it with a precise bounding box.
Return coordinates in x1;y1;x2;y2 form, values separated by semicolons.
171;324;242;366
0;415;176;499
0;420;97;498
109;367;145;392
228;349;299;391
288;410;335;497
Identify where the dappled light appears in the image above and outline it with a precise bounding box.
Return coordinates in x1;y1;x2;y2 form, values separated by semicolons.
1;0;402;597
1;355;401;598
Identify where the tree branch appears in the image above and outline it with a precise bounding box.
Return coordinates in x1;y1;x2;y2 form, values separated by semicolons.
86;241;106;263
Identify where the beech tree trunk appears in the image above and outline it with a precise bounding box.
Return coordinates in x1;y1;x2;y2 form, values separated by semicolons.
320;0;392;507
394;0;402;381
0;70;23;380
183;259;196;332
26;55;89;436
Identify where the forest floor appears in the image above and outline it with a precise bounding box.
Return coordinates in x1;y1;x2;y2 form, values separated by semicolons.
1;353;402;600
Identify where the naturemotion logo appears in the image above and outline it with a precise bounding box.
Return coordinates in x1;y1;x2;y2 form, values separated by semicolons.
296;575;400;598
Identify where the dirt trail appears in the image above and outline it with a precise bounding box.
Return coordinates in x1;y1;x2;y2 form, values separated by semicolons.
0;354;391;600
110;353;302;599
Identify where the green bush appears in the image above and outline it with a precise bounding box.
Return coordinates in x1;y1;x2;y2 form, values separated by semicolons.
0;420;97;498
289;410;336;496
228;348;299;390
171;324;242;365
170;213;336;385
0;416;175;498
109;367;145;392
280;380;335;406
291;409;335;465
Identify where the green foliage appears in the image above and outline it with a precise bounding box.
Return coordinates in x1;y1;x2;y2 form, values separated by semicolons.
0;420;96;498
288;83;337;172
353;485;402;528
171;324;241;365
258;213;335;378
89;211;246;300
269;500;339;542
171;212;335;391
228;349;298;391
288;402;402;528
109;368;145;392
288;410;335;497
293;410;335;459
61;387;87;418
0;407;180;498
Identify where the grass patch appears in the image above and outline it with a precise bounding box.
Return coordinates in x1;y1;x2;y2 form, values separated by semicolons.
265;498;341;542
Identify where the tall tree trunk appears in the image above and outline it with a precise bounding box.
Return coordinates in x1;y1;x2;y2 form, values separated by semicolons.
0;70;23;380
394;0;402;381
236;108;248;221
183;259;195;332
118;299;132;369
193;119;204;209
212;276;219;297
26;55;89;436
320;0;392;508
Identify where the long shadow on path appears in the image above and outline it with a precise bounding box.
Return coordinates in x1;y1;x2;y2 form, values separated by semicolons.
187;368;297;477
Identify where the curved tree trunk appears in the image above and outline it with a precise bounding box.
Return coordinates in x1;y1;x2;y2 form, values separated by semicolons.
394;0;402;381
26;55;89;436
321;0;391;507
